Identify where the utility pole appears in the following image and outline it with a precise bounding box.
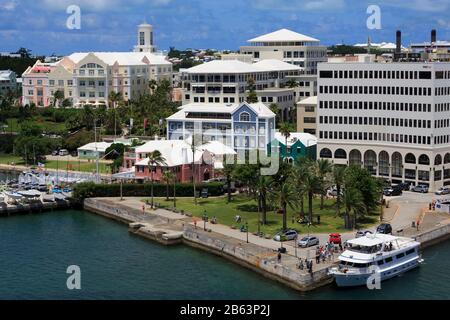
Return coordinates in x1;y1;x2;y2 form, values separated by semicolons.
94;118;99;183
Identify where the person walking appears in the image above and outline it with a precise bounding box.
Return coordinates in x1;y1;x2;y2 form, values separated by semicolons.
277;252;282;263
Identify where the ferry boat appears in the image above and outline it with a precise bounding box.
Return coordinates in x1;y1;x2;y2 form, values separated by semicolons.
328;234;423;287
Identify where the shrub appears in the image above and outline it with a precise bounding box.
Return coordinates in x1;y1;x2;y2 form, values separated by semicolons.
72;181;225;203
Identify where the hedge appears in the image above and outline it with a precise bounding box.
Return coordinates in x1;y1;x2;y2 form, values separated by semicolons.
72;181;225;202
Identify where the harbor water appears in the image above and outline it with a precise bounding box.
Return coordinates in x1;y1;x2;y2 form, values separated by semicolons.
0;210;449;300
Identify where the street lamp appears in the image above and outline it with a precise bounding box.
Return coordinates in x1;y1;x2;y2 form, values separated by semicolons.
295;234;298;258
203;210;208;231
246;221;249;243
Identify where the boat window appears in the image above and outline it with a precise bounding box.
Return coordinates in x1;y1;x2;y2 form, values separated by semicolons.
396;253;405;259
377;260;385;266
406;249;415;255
385;257;393;263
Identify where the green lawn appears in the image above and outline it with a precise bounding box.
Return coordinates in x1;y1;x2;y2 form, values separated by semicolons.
3;118;66;134
146;195;380;236
0;154;110;174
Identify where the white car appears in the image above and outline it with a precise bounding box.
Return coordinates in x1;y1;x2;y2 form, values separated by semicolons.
298;236;319;248
435;187;450;195
273;230;298;242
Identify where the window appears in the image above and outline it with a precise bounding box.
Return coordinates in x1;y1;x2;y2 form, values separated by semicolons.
240;112;250;122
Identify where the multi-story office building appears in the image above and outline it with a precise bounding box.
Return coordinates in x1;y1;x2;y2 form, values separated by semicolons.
317;62;450;191
166;101;275;153
297;96;317;135
21;24;172;108
240;28;327;74
180;59;301;121
0;70;18;96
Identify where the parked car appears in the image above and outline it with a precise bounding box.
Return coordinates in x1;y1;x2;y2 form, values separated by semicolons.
383;186;403;197
298;236;319;248
376;223;393;235
273;230;298;242
394;182;412;191
52;150;59;156
413;185;429;193
59;149;69;156
435;187;450;195
329;233;342;245
356;230;373;238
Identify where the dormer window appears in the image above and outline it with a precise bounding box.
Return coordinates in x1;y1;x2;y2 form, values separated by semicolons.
240;112;250;122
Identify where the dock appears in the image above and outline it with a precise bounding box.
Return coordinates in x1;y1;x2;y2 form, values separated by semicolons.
0;199;71;217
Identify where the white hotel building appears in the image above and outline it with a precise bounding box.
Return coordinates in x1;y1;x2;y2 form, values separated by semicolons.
317;62;450;191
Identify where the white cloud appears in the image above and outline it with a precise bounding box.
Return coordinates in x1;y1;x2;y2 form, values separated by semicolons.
38;0;172;12
252;0;345;11
0;0;18;10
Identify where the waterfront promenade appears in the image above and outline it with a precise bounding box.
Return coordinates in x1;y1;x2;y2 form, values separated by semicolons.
83;195;450;292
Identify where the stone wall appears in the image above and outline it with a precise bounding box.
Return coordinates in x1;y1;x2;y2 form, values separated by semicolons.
414;223;450;249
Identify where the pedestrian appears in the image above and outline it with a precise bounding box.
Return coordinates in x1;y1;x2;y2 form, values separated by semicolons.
142;204;145;214
194;219;197;229
277;252;282;263
416;219;420;231
339;243;343;252
316;252;320;264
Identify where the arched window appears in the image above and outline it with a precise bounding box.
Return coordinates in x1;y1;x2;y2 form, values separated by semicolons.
379;151;389;177
392;152;403;178
435;155;443;166
405;153;416;164
418;154;430;165
364;150;377;175
349;150;362;166
334;149;347;159
320;148;332;159
445;153;450;164
239;112;250;122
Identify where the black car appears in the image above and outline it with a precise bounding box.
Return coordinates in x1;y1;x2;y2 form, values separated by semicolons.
383;186;402;197
376;223;393;235
394;183;412;191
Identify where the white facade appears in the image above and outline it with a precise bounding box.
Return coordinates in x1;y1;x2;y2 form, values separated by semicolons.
317;62;450;191
134;23;156;53
240;29;327;75
180;59;301;121
0;70;17;96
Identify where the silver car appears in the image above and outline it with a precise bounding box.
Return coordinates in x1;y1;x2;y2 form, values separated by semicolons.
435;187;450;195
298;236;319;248
273;230;298;242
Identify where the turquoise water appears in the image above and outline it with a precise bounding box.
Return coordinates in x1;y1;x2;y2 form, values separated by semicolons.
0;210;449;300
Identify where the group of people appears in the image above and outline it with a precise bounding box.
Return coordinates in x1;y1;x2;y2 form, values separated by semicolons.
315;243;337;264
296;258;314;274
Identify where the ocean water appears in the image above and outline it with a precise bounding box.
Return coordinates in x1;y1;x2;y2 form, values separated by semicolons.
0;210;449;300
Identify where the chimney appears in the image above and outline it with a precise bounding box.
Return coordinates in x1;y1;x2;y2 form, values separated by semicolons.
431;29;437;44
396;30;402;54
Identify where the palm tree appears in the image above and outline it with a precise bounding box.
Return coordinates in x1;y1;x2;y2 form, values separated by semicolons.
188;134;203;205
303;170;322;224
161;170;174;201
147;150;167;209
269;178;297;231
149;79;158;95
255;175;272;225
293;158;313;216
317;159;333;210
342;187;366;230
221;161;235;203
333;165;346;217
246;77;258;103
286;79;299;89
279;123;291;161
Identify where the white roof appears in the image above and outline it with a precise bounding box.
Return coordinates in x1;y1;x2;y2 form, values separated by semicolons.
66;52;171;66
297;96;317;106
0;70;14;80
347;234;401;247
248;29;319;43
184;59;300;74
167;102;275;121
199;141;236;156
135;140;205;167
273;132;317;147
78;142;113;153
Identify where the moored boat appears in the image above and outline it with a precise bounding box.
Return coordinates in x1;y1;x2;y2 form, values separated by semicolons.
328;234;423;287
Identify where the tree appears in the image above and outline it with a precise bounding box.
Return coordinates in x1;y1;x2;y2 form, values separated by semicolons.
286;79;298;88
52;90;65;108
221;159;235;203
256;175;272;225
317;159;333;210
342;187;366;230
293;158;313;216
302;169;322;224
279;122;291;159
333;165;346;217
269;178;297;231
108;91;122;109
105;143;126;174
149;79;158;95
187;134;203;205
161;170;175;201
246;77;258;103
147;150;167;209
345;166;381;214
15;47;32;59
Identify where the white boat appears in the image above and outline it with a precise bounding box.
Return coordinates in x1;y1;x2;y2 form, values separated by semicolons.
328;234;423;287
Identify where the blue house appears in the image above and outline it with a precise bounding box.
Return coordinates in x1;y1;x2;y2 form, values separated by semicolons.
268;132;317;163
166;102;276;153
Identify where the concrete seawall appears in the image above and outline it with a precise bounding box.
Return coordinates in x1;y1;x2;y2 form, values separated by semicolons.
84;198;334;292
415;223;450;249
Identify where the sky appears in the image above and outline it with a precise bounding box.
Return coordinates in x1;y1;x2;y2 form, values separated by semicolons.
1;0;450;55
